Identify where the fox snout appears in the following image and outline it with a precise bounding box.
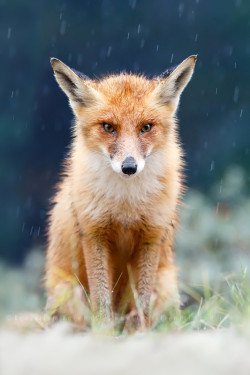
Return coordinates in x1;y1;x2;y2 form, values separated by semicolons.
121;156;137;176
110;154;145;178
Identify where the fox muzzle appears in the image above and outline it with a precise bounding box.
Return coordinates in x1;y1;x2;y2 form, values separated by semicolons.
121;156;137;176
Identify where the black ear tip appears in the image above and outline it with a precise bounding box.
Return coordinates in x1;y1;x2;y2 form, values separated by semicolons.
50;57;61;67
159;65;177;79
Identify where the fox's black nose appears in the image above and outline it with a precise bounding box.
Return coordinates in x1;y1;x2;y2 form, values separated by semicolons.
121;156;137;175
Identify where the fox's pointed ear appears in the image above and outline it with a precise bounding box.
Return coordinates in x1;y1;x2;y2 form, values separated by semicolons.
50;58;100;110
153;55;197;112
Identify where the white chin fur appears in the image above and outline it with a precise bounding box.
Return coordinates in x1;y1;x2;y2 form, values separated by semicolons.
81;149;167;222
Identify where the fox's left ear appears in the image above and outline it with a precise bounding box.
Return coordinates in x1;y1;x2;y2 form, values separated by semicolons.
152;55;197;112
50;58;101;111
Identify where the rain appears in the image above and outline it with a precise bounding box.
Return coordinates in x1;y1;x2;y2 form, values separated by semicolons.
0;0;249;372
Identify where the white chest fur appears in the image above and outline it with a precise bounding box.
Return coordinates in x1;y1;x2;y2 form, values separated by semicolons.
74;149;176;226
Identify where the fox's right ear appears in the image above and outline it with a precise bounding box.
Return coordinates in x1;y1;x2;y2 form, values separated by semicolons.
50;58;100;109
152;55;197;113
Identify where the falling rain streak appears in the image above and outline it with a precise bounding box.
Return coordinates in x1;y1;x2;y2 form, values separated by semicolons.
233;87;239;103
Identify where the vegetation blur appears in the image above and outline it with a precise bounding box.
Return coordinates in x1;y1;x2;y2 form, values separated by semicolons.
0;0;249;322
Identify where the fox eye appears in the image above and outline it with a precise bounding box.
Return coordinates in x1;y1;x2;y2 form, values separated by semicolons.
102;122;115;134
140;123;154;134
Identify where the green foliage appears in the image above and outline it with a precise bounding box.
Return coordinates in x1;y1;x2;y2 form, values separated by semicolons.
154;268;249;333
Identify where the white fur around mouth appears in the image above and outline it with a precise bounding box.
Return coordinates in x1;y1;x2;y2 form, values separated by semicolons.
81;149;167;222
111;158;145;177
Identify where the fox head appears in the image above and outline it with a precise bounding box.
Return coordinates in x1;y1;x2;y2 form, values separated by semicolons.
51;55;196;179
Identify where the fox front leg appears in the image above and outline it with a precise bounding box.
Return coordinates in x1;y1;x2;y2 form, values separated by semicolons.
133;241;161;327
82;235;113;323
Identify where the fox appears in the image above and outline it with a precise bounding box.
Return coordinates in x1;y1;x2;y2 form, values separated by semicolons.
45;55;197;329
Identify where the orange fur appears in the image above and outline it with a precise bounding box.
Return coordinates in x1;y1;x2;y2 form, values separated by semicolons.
45;56;197;328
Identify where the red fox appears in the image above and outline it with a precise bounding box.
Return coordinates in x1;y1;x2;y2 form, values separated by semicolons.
45;55;197;328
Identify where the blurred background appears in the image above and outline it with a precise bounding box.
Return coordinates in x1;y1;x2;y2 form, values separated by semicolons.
0;0;249;318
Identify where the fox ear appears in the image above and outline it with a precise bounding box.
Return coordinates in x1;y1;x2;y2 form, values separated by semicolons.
50;58;100;109
153;55;197;112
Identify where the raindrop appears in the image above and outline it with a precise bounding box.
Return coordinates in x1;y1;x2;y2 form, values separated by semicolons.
170;53;174;63
129;0;137;8
210;160;214;172
37;227;41;237
137;24;141;34
215;202;220;215
22;223;25;232
107;46;112;56
240;109;243;118
233;87;239;103
178;3;184;17
7;27;11;39
195;34;198;42
30;226;34;236
60;20;66;35
219;179;223;193
234;62;237;69
127;32;130;40
215;88;218;95
156;44;159;52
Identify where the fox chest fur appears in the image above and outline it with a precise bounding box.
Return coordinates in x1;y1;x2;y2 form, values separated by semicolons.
45;55;196;328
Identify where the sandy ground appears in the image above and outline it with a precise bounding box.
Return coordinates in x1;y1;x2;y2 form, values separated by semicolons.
0;323;250;375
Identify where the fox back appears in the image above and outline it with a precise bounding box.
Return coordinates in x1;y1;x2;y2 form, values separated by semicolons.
45;56;197;329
